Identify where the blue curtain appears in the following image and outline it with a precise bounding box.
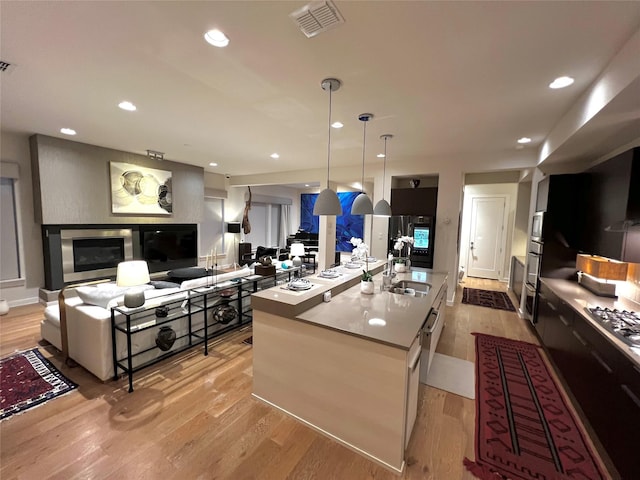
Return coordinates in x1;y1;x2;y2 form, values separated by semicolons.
300;192;364;252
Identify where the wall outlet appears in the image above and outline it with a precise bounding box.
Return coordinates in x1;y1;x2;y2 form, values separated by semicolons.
323;291;331;302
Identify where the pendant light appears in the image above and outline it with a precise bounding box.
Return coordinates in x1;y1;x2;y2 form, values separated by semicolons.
373;134;393;216
313;78;343;216
351;113;374;215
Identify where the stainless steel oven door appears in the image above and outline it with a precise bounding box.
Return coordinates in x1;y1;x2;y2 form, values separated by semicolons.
526;251;541;287
524;282;537;322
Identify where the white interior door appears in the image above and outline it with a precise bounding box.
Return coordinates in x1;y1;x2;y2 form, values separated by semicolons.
467;196;505;279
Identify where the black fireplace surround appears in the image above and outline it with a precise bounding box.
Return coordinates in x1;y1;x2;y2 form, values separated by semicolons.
42;224;197;290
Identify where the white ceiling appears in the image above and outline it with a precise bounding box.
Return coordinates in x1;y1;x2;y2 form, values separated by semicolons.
2;1;640;184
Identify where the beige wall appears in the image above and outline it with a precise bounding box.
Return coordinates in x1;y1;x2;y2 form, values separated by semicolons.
31;134;204;225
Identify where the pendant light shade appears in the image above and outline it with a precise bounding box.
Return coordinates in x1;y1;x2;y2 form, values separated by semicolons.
352;191;374;215
374;134;393;217
313;78;343;216
315;187;343;215
351;113;374;215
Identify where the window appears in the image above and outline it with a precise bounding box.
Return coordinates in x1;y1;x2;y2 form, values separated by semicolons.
0;176;21;280
245;203;281;249
201;196;225;259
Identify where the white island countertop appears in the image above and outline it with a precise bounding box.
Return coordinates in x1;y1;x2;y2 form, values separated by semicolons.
252;265;447;350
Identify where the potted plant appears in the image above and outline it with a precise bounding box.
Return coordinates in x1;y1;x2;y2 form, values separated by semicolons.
360;256;374;294
394;257;407;273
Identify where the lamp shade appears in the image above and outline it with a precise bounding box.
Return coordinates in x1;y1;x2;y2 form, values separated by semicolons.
290;243;305;257
373;199;392;217
227;222;241;233
116;261;150;287
352;193;374;215
352;112;374;215
116;260;150;308
313;188;342;216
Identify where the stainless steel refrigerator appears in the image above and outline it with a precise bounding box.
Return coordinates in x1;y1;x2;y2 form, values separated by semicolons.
388;215;434;269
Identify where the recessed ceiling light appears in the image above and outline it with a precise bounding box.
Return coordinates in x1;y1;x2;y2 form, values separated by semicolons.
270;153;280;159
204;29;229;47
118;101;137;111
305;184;310;187
60;128;76;135
377;153;385;158
209;162;218;167
331;121;343;129
517;137;532;144
549;76;574;89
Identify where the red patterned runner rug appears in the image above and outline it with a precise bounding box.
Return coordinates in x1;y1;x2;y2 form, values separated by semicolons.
464;333;607;480
0;348;78;421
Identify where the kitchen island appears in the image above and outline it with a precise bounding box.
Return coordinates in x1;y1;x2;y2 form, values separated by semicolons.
251;263;447;473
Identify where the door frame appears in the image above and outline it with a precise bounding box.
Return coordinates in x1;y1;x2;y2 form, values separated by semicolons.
462;193;510;280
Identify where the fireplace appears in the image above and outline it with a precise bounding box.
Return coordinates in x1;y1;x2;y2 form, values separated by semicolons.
42;224;197;290
60;228;133;284
42;226;136;290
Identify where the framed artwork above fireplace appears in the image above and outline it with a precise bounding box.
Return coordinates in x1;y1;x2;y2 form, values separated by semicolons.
110;161;172;215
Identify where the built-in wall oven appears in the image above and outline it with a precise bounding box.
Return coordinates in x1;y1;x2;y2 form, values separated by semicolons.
525;239;543;323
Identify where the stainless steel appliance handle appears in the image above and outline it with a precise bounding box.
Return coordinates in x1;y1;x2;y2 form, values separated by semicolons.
621;384;640;409
426;307;442;334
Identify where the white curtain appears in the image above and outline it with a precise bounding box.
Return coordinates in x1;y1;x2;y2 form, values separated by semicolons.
280;204;291;247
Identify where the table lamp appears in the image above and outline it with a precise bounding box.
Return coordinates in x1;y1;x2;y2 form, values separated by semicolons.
116;260;150;308
227;222;242;268
576;254;628;297
290;243;305;268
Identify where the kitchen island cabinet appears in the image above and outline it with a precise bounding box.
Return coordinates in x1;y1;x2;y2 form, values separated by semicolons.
251;267;447;474
538;278;640;479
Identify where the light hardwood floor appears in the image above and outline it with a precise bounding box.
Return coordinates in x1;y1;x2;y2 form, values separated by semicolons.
0;278;610;479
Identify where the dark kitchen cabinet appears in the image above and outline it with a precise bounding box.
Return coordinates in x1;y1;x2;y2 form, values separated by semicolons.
582;147;640;263
535;283;553;339
536;174;588;281
390;187;438;216
539;281;640;479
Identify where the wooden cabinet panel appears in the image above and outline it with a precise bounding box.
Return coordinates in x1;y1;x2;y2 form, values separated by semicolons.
390;188;437;216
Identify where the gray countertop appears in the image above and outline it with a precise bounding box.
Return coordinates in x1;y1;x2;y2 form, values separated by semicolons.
252;263;448;350
540;277;640;367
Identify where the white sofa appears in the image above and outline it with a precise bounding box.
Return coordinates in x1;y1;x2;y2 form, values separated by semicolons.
41;267;252;381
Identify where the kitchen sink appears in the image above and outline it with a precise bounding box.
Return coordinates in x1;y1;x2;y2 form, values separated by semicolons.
391;280;431;297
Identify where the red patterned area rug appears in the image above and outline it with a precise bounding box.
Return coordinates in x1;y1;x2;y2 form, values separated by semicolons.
0;348;77;421
462;287;516;312
464;333;607;480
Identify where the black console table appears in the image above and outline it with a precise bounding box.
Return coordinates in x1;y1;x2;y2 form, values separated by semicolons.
111;268;300;392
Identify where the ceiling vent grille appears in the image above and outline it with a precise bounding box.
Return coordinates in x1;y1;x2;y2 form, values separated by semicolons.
0;61;14;73
290;1;345;38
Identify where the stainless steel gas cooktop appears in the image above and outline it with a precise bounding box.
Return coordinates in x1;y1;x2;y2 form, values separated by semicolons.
587;307;640;347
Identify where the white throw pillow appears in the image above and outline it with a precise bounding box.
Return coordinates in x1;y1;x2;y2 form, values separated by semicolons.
76;284;155;309
76;285;129;309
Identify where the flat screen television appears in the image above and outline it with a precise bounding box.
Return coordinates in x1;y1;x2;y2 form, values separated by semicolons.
139;224;197;273
413;225;430;251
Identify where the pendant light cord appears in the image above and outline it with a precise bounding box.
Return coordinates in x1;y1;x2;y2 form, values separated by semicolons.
326;86;332;189
382;136;387;200
361;120;367;194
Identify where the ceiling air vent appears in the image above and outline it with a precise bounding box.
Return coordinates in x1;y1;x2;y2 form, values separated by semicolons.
0;61;14;73
290;1;345;38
